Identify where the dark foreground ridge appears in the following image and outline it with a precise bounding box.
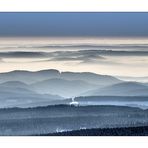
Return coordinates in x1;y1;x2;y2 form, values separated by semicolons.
41;126;148;136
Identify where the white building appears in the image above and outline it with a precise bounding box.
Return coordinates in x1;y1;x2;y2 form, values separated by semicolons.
69;97;79;107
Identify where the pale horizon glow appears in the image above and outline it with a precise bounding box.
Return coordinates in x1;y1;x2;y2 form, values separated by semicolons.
0;37;148;77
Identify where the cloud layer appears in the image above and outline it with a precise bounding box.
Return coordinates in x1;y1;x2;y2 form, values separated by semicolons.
0;49;148;61
0;49;148;66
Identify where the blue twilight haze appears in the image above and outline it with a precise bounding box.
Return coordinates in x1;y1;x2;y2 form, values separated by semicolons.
0;13;148;37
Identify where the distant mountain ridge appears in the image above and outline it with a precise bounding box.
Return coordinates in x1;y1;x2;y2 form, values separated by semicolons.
0;81;29;89
0;69;121;85
0;69;122;98
0;69;60;84
31;78;98;98
0;80;64;108
83;82;148;96
1;69;148;108
117;76;148;83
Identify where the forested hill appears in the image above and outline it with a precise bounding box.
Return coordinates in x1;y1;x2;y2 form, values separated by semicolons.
42;126;148;136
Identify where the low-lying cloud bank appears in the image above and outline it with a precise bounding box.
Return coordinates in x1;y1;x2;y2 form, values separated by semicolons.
0;49;148;64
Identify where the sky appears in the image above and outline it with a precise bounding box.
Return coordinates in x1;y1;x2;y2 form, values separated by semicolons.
0;12;148;37
0;13;148;77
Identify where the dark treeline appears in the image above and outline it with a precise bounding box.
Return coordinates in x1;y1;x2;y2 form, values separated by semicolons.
41;126;148;136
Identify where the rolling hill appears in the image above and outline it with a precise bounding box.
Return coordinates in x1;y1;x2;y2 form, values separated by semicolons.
31;78;98;97
83;82;148;96
0;81;63;108
0;105;148;135
0;69;121;86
